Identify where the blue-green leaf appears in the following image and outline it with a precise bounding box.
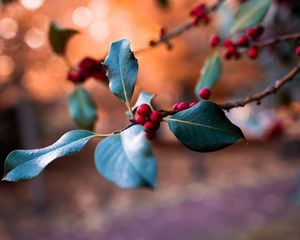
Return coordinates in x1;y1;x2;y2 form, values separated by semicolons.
69;86;97;131
230;0;272;34
95;125;157;189
195;54;222;99
103;38;138;109
217;2;235;37
49;22;78;55
3;130;96;182
167;101;244;152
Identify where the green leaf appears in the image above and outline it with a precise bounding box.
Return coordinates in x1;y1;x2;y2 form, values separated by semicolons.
167;101;244;152
217;2;235;37
69;86;97;131
49;22;79;55
3;130;96;182
230;0;272;34
195;54;222;99
103;38;138;109
95;125;157;189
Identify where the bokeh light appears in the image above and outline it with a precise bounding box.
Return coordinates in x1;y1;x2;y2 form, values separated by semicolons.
20;0;44;10
0;55;15;78
0;18;18;39
89;20;109;42
72;6;93;28
88;0;110;20
24;28;45;49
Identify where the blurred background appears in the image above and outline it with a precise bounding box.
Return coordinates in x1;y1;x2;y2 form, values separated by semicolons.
1;0;300;239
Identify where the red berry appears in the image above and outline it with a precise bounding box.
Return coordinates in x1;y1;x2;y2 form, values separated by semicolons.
246;28;257;39
202;15;210;24
152;121;160;130
67;69;84;83
189;102;197;108
190;4;206;18
159;27;166;39
145;131;156;140
234;51;241;60
210;34;220;47
172;103;180;111
178;102;189;111
223;49;233;60
137;104;152;116
296;46;300;57
144;121;156;132
248;47;259;59
238;35;249;46
135;115;147;125
223;39;234;48
199;88;211;100
150;111;163;123
192;17;200;26
255;25;264;37
227;45;236;55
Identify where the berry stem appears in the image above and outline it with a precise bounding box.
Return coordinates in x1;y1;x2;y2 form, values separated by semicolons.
252;32;300;48
62;55;74;68
219;62;300;110
134;0;225;55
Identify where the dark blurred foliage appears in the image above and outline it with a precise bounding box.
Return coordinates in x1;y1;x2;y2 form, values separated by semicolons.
156;0;170;10
0;0;17;5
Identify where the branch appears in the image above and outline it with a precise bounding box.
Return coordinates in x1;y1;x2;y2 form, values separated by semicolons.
253;32;300;48
219;62;300;110
134;0;225;54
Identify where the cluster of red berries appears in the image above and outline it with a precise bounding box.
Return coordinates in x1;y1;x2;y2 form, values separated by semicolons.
135;104;163;140
190;4;210;26
67;57;107;84
210;25;265;60
172;88;211;111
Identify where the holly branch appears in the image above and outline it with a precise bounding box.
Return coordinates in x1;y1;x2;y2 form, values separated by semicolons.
220;62;300;110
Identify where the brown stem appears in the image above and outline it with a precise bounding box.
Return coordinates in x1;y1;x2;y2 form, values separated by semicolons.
219;62;300;110
252;32;300;48
112;122;136;134
134;0;225;54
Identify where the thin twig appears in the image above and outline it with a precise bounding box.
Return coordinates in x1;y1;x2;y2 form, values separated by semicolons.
253;32;300;48
219;62;300;110
134;0;225;54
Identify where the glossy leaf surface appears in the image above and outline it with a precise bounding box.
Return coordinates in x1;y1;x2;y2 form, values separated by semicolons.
167;101;244;152
95;125;157;189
